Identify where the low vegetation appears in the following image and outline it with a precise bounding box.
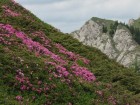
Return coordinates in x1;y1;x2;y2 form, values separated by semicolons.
0;0;140;105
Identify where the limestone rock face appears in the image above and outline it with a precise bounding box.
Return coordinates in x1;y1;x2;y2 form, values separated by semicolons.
71;18;140;67
128;19;135;26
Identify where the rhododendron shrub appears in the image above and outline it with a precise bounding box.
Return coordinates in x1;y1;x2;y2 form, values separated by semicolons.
31;31;51;47
71;63;96;81
2;5;20;17
15;95;23;101
55;43;90;64
0;24;66;65
0;22;97;104
15;70;52;94
0;23;96;82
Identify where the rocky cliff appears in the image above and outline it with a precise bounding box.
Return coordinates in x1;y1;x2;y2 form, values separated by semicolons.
71;17;140;68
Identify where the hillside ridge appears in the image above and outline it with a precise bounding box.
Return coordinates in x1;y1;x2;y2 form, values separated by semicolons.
0;0;140;104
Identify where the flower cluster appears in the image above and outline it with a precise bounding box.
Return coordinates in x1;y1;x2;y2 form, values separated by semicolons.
16;32;66;64
96;90;103;97
71;64;96;82
15;70;50;94
15;69;31;91
15;95;23;101
80;58;90;65
47;62;70;78
2;5;20;17
55;43;77;60
0;23;96;82
31;31;51;47
47;62;96;82
0;24;66;65
0;34;12;45
107;96;117;105
55;43;90;64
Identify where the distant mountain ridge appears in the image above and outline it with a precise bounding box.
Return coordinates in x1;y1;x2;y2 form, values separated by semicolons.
71;17;140;68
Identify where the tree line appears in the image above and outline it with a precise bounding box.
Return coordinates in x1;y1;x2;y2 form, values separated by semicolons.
102;21;140;44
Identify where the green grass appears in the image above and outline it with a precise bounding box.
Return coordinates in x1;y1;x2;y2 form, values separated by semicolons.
91;17;115;29
0;0;140;104
132;18;140;29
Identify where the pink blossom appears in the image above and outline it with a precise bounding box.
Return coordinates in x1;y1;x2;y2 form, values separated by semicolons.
15;95;23;101
108;96;117;105
81;58;90;64
31;31;51;47
96;90;103;97
20;85;26;91
68;102;72;105
36;88;42;94
49;77;52;80
55;43;90;64
71;64;96;82
32;87;35;91
32;96;36;100
0;24;66;65
56;65;69;77
2;5;20;17
55;43;77;60
38;81;42;85
47;62;70;78
28;83;33;87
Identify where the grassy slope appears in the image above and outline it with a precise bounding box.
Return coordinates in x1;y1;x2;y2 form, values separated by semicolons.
130;18;140;44
132;18;140;71
0;0;140;105
133;18;140;29
91;17;115;29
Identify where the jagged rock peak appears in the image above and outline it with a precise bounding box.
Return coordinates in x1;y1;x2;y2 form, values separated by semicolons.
71;17;140;68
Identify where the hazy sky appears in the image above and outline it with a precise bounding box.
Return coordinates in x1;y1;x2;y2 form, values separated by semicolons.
15;0;140;33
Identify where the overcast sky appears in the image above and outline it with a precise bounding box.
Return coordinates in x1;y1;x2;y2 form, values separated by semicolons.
15;0;140;33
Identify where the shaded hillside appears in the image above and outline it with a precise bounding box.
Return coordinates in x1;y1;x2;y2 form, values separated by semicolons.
128;18;140;44
0;0;140;105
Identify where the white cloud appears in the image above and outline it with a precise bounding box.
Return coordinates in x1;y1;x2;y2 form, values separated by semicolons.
15;0;140;33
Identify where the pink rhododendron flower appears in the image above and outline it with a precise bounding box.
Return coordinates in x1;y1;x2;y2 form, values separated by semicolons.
96;90;103;97
0;24;66;65
2;5;20;17
38;81;42;85
20;85;26;91
15;95;23;101
71;64;96;82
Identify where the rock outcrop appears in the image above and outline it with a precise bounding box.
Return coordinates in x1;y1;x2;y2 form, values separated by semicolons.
71;17;140;68
128;19;135;26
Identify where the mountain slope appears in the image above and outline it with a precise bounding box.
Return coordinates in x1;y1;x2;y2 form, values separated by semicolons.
128;18;140;44
0;0;140;105
71;17;140;68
